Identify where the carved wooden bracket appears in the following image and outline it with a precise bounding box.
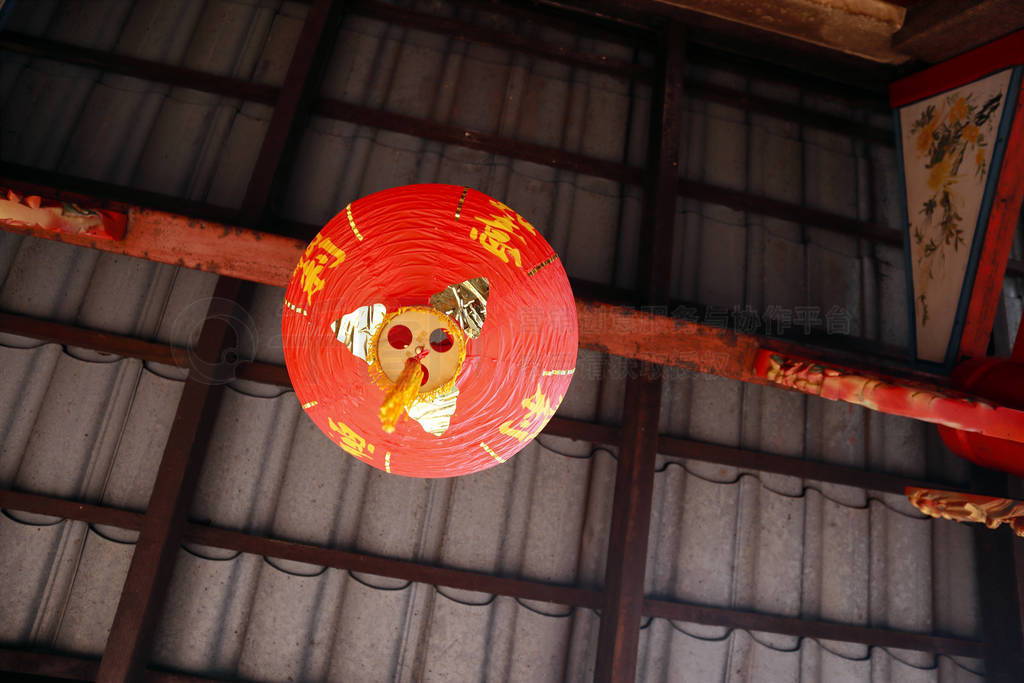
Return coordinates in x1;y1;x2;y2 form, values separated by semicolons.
907;486;1024;536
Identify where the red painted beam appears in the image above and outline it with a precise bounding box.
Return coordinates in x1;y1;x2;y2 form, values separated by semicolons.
0;202;304;287
6;180;1024;442
1014;314;1024;363
889;28;1024;107
959;84;1024;360
753;348;1024;442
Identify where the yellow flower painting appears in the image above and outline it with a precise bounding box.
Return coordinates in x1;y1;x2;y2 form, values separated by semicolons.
907;86;1003;328
899;69;1014;363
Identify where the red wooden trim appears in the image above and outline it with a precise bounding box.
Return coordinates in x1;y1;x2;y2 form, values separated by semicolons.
1;187;126;241
753;348;1024;442
0;203;305;287
890;28;1024;107
11;179;1024;442
1014;314;1024;362
960;85;1024;359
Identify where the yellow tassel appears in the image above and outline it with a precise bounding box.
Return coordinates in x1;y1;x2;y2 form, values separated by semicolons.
379;358;424;433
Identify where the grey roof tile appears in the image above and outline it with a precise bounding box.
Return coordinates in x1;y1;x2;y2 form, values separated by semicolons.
0;0;1003;679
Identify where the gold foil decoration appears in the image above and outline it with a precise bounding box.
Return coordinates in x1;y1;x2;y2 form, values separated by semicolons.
330;278;487;437
331;303;386;362
407;386;460;436
430;277;488;339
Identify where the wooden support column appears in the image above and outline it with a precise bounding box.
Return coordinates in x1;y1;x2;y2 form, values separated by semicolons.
595;22;684;683
96;4;342;680
970;466;1024;683
95;277;252;683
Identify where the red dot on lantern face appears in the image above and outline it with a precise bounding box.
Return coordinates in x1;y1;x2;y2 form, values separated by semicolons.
388;324;412;349
430;328;453;352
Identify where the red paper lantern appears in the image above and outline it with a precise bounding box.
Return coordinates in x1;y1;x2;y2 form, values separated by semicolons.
282;184;577;477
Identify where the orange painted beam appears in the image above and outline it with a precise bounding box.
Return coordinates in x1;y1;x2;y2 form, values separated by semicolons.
5;179;1024;442
2;204;303;288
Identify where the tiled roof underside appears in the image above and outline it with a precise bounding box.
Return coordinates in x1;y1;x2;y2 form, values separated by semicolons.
0;0;1010;681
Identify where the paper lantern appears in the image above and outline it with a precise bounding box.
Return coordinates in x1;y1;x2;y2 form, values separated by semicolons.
281;184;577;477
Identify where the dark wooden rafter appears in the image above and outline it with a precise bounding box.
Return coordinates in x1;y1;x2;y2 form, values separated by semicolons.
893;0;1024;63
238;0;345;228
352;0;651;81
0;309;993;498
0;489;985;663
0;25;999;261
0;26;890;151
643;599;982;658
95;277;253;683
595;22;684;683
95;4;344;680
970;466;1024;682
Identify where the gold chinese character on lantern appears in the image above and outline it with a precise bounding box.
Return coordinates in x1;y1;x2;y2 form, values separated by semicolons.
296;234;346;305
328;417;375;460
470;200;538;269
499;383;559;442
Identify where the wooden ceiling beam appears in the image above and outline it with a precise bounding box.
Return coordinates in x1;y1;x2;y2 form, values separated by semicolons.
9;182;1024;441
0;487;985;661
596;23;685;682
893;0;1024;63
95;277;251;683
2;310;998;498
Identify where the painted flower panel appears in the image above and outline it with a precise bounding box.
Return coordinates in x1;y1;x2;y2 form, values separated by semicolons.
899;69;1012;363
